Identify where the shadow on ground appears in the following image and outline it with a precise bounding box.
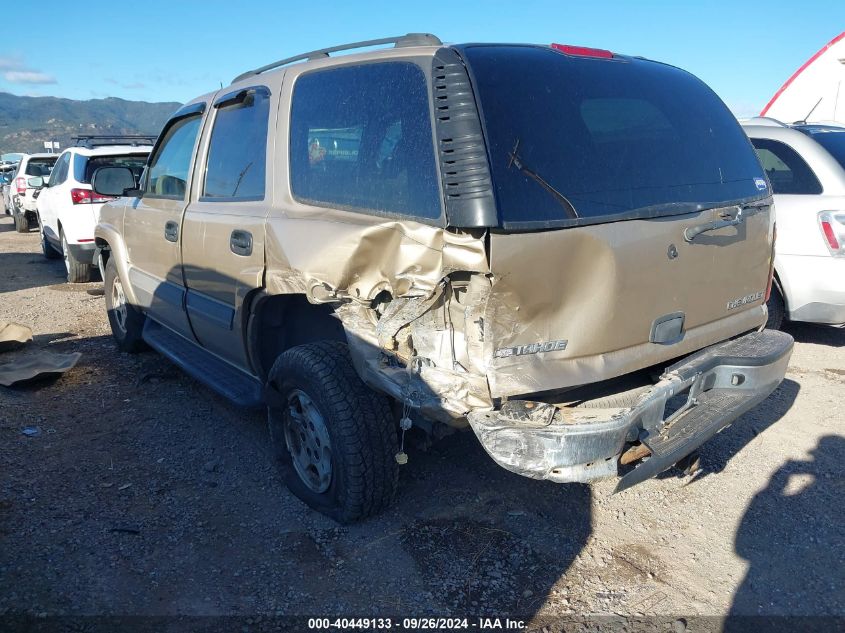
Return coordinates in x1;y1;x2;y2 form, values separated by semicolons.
725;434;845;628
783;321;845;347
0;252;66;293
0;331;591;619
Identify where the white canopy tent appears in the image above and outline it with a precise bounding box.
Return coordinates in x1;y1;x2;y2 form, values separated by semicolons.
761;32;845;125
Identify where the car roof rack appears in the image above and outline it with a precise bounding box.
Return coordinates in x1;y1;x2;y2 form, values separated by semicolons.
71;134;157;149
231;33;442;83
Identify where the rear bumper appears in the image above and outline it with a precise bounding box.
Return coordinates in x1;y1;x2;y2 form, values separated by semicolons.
780;254;845;325
467;329;793;490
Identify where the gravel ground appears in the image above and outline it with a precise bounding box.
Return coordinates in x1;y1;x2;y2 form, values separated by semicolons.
1;214;843;626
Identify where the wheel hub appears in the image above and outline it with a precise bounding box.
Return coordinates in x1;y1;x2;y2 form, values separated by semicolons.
283;389;333;493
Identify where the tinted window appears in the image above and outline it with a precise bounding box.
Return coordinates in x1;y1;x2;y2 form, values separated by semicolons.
751;138;822;195
463;46;768;228
25;157;57;177
74;153;148;185
290;62;441;220
147;115;202;198
203;88;269;199
803;130;845;171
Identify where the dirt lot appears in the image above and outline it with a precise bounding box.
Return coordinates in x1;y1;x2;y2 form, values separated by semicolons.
1;214;843;627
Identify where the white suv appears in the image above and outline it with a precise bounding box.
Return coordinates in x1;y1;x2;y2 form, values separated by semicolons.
742;119;845;328
35;138;152;282
9;153;57;232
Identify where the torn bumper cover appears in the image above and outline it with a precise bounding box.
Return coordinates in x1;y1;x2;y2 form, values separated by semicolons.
467;329;793;491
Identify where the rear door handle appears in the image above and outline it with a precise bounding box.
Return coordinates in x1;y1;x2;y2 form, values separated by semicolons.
164;221;179;242
230;229;252;256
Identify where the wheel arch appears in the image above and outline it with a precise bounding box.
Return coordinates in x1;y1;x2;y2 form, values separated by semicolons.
93;227;139;306
771;266;790;315
246;292;347;382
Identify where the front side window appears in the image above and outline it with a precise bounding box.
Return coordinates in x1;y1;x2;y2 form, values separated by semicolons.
49;152;71;186
203;88;270;200
751;138;823;195
289;62;441;220
147;114;203;198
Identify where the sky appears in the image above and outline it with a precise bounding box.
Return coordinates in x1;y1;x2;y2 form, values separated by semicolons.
0;0;842;118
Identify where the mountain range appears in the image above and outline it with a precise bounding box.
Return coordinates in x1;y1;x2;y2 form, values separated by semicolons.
0;92;182;155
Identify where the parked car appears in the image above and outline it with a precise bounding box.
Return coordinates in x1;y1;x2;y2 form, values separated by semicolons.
34;137;153;282
93;35;793;522
9;153;58;232
742;118;845;328
0;161;19;214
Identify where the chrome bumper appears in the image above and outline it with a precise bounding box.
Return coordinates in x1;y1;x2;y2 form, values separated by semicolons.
467;329;793;491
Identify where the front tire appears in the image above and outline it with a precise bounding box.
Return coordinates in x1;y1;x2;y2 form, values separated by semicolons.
104;256;146;353
61;230;92;283
267;341;399;523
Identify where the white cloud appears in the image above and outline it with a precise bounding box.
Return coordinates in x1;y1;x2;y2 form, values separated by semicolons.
4;70;56;85
0;55;56;84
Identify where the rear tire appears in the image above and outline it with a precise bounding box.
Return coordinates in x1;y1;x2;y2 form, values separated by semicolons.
104;256;146;353
267;341;399;523
13;210;28;233
61;231;92;283
765;285;785;330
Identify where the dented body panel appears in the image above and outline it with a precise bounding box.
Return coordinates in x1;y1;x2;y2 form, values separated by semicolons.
483;205;774;398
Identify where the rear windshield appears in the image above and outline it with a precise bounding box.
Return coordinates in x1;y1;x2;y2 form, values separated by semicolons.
74;153;149;184
25;158;57;177
462;46;768;229
803;130;845;170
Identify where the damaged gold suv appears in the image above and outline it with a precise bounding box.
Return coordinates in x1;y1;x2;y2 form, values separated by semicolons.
92;34;793;522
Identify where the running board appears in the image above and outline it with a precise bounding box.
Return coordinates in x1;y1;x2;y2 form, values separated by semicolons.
142;320;264;408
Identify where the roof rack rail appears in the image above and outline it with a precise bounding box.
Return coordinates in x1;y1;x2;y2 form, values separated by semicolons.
231;33;442;84
71;134;157;149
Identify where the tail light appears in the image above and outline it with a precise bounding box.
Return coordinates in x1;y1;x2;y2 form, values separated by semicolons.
551;43;614;59
818;211;845;257
15;177;26;195
70;188;115;205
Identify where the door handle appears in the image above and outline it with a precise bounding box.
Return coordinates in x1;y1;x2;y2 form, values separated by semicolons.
164;221;179;242
230;230;253;256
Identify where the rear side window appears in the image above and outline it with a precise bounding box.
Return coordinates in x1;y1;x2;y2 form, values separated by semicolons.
147;115;202;198
289;62;441;221
463;46;768;228
74;154;149;185
202;88;270;200
751;138;823;195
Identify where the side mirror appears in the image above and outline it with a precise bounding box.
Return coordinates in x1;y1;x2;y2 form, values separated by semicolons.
27;176;44;188
91;166;139;198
